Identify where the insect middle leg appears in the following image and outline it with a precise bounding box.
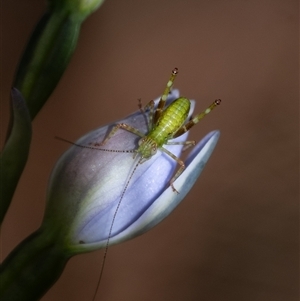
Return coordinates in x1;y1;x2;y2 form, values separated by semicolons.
166;140;196;152
161;146;188;194
100;123;145;146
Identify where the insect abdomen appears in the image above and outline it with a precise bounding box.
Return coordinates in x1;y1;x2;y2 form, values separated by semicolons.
149;97;190;145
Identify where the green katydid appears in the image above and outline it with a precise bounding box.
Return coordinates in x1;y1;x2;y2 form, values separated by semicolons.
57;68;221;300
98;68;220;193
58;68;220;193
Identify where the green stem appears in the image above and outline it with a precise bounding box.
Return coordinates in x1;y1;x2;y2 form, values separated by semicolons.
0;89;31;224
0;228;72;301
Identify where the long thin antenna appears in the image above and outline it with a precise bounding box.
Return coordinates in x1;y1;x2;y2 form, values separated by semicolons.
92;158;143;301
55;136;135;153
56;136;141;299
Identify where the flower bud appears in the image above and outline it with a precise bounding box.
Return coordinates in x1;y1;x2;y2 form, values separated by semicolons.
14;0;106;119
43;90;220;253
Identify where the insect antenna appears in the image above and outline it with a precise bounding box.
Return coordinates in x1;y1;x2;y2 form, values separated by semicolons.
55;136;136;154
92;156;143;301
56;135;143;300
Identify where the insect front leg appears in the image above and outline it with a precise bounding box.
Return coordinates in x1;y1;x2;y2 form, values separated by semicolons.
161;146;186;194
100;123;145;146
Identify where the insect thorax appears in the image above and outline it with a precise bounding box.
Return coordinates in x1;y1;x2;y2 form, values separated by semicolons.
137;136;158;159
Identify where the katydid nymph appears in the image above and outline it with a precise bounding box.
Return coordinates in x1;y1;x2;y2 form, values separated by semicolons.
57;68;221;300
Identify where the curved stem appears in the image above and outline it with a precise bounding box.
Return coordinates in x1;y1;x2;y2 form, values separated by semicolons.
0;228;72;301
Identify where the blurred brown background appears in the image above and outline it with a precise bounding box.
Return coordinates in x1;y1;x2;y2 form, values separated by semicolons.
1;1;298;301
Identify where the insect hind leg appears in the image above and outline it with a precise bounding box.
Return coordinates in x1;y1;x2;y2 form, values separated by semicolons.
154;68;179;124
172;99;221;138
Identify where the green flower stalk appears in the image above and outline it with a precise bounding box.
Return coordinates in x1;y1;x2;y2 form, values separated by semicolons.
0;89;31;223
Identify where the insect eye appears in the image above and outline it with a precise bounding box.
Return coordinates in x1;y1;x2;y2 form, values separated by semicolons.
138;137;145;146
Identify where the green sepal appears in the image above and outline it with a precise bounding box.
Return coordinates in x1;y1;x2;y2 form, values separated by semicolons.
0;89;32;224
